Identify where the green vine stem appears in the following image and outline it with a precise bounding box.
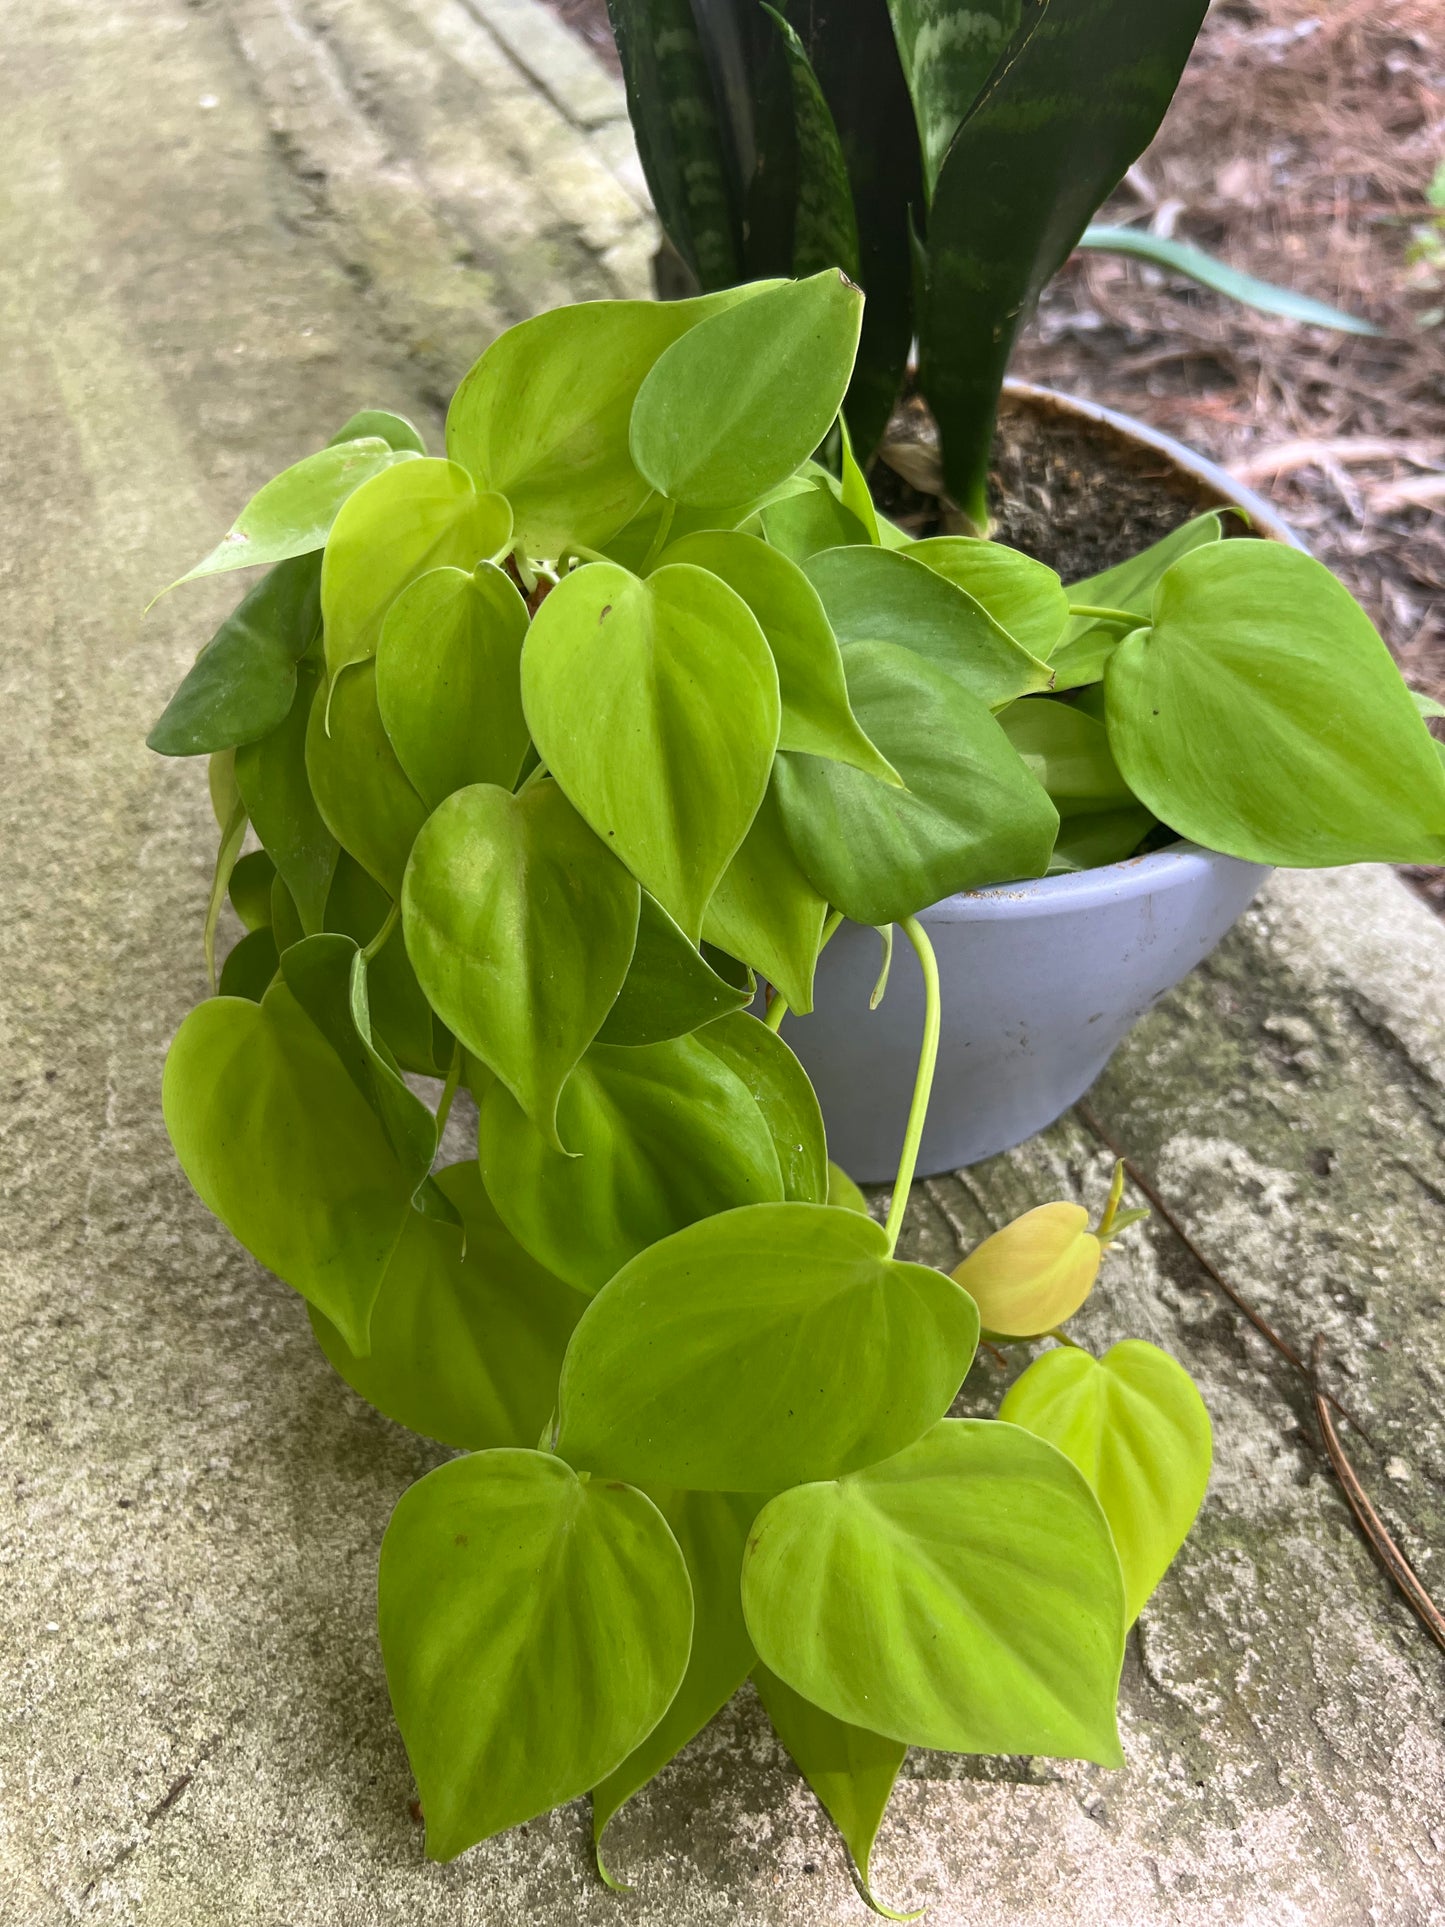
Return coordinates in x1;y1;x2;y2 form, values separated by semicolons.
1066;603;1143;627
361;899;400;965
883;915;941;1258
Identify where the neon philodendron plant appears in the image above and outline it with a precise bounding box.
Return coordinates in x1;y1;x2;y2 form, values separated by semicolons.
151;274;1445;1911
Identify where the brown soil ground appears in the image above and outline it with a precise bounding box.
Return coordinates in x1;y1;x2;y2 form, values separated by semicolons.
547;0;1445;905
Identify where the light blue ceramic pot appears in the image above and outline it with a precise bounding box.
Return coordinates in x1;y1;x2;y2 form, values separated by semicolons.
774;844;1269;1182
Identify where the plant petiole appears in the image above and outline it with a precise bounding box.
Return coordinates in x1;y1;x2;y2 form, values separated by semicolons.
361;899;400;965
882;916;940;1257
1067;603;1144;628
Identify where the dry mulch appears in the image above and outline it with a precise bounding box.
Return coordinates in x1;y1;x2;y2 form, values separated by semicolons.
546;0;1445;906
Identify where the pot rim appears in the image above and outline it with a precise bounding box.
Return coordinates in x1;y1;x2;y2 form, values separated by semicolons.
917;839;1271;925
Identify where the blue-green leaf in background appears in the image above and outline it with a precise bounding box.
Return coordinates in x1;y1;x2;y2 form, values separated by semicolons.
1079;226;1378;336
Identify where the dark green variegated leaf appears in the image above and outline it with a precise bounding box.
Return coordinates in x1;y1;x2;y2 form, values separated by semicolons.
921;0;1210;526
311;1162;583;1451
662;530;897;781
234;657;338;935
1051;510;1227;691
229;848;276;931
375;563;530;807
1000;1340;1212;1624
328;409;428;454
804;545;1051;708
775;641;1057;926
556;1202;978;1490
169;437;407;587
305;660;429;897
324;853;445;1077
885;0;1018;197
998;697;1134;816
403;781;640;1147
593;1490;758;1863
162;979;416;1352
1106;542;1445;866
760;476;872;563
598;890;752;1047
521;561;779;941
379;1451;692;1860
479;1035;784;1294
702;775;830;1014
906;535;1068;659
753;1663;907;1911
742;1418;1126;1761
217;925;279;1001
149;553;322;757
322;458;512;680
631;273;864;510
762;7;859;281
695;1010;827;1204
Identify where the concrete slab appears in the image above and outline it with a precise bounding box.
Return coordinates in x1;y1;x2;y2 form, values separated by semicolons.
2;1;1443;1922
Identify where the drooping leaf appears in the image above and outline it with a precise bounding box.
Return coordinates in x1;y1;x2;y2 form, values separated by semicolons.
556;1202;978;1490
741;1417;1126;1762
311;1162;583;1451
593;1490;758;1857
695;1010;827;1204
885;0;1018;197
597;890;753;1047
630;273;864;510
208;746;240;827
921;0;1211;527
762;7;859;281
149;553;322;756
378;1451;692;1860
774;641;1057;926
162;980;417;1352
997;697;1135;816
906;536;1068;660
702;775;830;1014
305;660;429;897
1051;510;1227;691
229;848;276;931
446;288;765;554
1079;227;1378;336
327;408;428;454
233;657;338;935
804;545;1051;709
521;561;779;940
661;530;897;781
217;924;279;1001
375;563;531;807
324;852;445;1077
169;437;408;586
321;458;512;681
753;1663;908;1911
951;1201;1101;1337
1106;542;1445;866
403;781;640;1147
1000;1340;1212;1623
478;1035;784;1293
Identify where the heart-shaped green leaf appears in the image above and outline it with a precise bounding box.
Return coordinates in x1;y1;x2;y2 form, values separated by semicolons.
556;1203;979;1490
324;852;446;1076
826;1161;870;1214
631;272;864;510
695;1011;827;1204
1106;542;1445;866
1051;511;1226;692
597;890;753;1047
661;530;898;782
378;1451;692;1860
305;660;429;896
906;535;1069;660
998;696;1135;815
170;437;408;587
521;561;780;940
403;781;640;1145
593;1490;758;1859
702;774;829;1014
775;641;1057;925
328;409;427;454
742;1418;1126;1762
162;980;417;1352
375;563;531;807
321;458;512;680
1000;1340;1213;1624
149;553;322;756
760;476;872;563
804;545;1051;709
229;849;277;930
753;1663;907;1909
311;1162;583;1450
446;288;767;555
478;1035;784;1293
1049;807;1155;874
217;925;279;1001
234;658;338;934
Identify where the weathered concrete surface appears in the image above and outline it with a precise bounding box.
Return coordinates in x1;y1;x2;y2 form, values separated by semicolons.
2;1;1444;1922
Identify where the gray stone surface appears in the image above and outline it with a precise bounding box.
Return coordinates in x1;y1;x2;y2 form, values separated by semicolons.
2;0;1444;1921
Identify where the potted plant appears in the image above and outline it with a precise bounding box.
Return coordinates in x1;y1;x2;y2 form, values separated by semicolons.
151;276;1443;1912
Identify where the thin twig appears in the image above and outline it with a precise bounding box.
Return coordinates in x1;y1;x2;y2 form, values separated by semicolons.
1074;1101;1375;1444
1311;1337;1445;1655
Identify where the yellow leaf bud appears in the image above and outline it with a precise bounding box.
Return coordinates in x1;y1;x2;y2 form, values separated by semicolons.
950;1202;1102;1337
